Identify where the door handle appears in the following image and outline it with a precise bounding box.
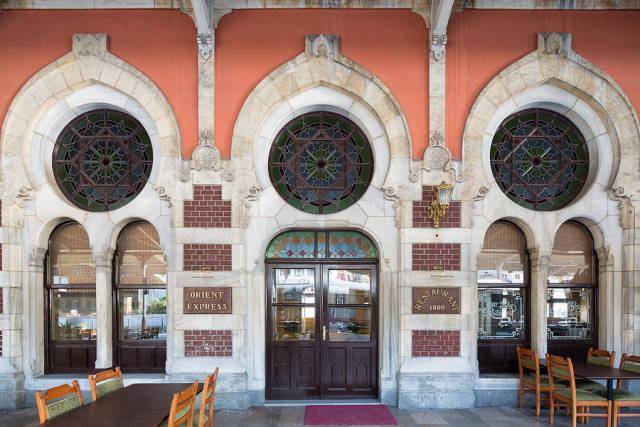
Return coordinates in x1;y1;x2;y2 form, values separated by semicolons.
322;325;327;341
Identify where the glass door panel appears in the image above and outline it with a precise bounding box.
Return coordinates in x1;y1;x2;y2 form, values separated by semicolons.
272;306;316;341
327;307;371;342
327;269;371;304
271;268;315;304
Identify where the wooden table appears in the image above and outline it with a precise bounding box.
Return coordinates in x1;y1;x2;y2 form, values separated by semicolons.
44;383;202;426
543;360;640;401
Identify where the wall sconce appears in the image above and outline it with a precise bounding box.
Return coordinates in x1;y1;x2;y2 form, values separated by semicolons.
427;181;454;228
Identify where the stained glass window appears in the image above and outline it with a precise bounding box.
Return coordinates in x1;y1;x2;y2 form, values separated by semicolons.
268;111;374;214
266;230;377;260
53;109;153;212
490;109;589;211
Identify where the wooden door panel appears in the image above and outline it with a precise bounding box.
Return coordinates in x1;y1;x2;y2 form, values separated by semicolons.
327;347;347;391
352;347;372;390
271;346;291;390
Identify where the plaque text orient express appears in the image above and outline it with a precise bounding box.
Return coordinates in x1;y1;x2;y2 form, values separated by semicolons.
183;287;232;314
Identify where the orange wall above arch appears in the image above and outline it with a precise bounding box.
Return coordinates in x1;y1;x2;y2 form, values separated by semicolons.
0;9;197;157
215;9;428;159
447;10;640;160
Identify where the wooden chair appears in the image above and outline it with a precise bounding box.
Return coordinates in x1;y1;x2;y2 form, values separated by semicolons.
166;381;199;427
196;368;219;427
547;353;611;427
88;366;124;401
575;347;616;393
517;347;551;417
606;353;640;427
35;380;84;423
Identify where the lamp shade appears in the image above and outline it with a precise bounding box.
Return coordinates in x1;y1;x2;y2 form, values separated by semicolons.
436;181;453;207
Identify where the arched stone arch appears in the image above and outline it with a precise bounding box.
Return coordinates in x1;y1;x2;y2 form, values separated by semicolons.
462;32;640;202
230;34;412;190
1;33;182;201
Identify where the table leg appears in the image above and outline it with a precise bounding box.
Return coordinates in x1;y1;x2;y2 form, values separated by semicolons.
607;379;613;401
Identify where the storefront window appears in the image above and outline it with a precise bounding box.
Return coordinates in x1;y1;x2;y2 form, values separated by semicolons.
547;221;597;358
477;221;529;373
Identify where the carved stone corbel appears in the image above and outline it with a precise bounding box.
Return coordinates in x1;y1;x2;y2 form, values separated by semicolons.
538;32;572;57
196;33;213;60
190;130;233;181
305;34;339;60
72;33;108;59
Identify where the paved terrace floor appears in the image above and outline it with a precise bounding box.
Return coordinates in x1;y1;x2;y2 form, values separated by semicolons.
2;405;640;426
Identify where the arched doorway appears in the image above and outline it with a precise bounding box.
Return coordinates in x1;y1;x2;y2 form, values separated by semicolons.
265;230;379;400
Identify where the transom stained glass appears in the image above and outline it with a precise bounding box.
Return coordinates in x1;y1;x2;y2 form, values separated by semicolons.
268;111;374;214
490;109;589;211
266;230;377;259
53;109;153;212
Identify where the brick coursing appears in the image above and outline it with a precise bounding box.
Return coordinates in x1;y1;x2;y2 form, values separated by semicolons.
183;244;232;271
184;330;232;357
412;330;460;357
0;331;3;357
184;185;231;228
413;186;461;228
412;243;461;271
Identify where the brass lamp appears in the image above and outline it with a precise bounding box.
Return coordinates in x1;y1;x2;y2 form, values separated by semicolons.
427;181;454;228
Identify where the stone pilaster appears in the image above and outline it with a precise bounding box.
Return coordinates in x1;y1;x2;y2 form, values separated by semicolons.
93;252;113;369
620;198;639;354
529;249;550;358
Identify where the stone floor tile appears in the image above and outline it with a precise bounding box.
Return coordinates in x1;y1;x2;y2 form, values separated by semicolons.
409;409;449;425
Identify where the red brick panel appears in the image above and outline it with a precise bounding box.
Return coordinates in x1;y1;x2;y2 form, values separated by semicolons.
184;185;231;228
412;243;461;271
413;186;461;228
412;330;460;357
183;244;232;271
0;330;3;356
184;330;232;357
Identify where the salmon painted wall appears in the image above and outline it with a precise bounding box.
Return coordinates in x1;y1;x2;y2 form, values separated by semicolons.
447;10;640;160
215;9;428;159
0;10;197;157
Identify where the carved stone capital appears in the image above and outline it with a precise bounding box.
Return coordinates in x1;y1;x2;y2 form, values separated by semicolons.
73;33;108;58
29;247;47;268
197;33;213;60
538;32;572;57
619;197;636;229
431;33;447;61
529;248;551;268
93;250;114;269
305;34;339;60
596;246;614;268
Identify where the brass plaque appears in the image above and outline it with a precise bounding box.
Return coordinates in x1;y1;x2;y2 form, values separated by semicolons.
412;287;461;314
183;287;232;314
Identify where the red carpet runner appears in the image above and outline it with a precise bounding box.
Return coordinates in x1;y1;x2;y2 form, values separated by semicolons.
304;404;398;426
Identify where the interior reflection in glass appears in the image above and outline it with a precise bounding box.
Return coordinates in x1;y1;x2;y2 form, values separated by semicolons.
546;288;592;340
273;268;315;304
328;269;371;304
273;306;315;341
328;307;371;342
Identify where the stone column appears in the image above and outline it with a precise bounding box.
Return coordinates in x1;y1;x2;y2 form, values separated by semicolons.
529;249;550;358
197;32;214;139
94;252;113;369
620;198;639;354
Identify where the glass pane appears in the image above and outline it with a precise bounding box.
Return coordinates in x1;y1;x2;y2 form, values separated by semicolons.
546;288;592;340
328;269;371;304
548;222;594;284
265;231;316;259
271;268;315;304
477;222;526;285
328;307;371;342
118;222;167;285
477;288;525;340
51;289;96;340
272;306;315;341
50;223;95;285
328;231;377;259
118;289;167;340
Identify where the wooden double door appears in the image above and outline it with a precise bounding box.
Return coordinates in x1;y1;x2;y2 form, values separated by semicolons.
266;263;378;400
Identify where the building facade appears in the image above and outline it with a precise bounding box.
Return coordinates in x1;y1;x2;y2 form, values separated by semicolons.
1;0;640;411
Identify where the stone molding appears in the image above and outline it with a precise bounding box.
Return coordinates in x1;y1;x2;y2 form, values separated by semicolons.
461;31;640;203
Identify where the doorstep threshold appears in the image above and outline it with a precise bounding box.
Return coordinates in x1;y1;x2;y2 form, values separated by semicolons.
265;399;381;406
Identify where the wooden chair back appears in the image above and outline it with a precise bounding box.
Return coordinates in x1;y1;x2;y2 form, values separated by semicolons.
517;347;540;380
88;367;124;401
618;353;640;389
587;347;615;368
35;380;84;424
167;381;199;427
547;353;576;393
197;368;219;427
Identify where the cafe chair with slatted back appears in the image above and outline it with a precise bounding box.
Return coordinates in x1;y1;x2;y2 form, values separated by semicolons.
197;368;219;427
575;347;616;394
547;354;611;427
517;347;552;417
602;353;640;427
88;366;124;401
165;381;199;427
35;380;84;424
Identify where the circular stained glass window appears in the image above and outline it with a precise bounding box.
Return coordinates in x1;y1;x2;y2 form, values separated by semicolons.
53;109;153;212
490;109;589;211
268;111;374;214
